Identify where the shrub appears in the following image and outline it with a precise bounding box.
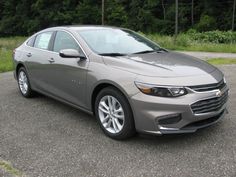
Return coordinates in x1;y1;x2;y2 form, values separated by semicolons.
195;15;217;32
188;30;236;44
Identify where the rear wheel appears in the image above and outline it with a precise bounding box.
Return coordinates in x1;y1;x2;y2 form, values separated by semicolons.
17;67;35;98
95;87;136;140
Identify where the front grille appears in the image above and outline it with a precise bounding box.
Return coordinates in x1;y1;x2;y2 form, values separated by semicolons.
191;91;228;114
189;79;226;92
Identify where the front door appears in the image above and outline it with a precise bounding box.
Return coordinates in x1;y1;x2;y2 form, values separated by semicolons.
45;31;89;108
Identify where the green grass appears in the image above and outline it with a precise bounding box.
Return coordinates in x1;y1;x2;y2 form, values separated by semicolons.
0;36;26;50
0;160;23;176
145;33;236;53
0;49;13;72
207;58;236;65
0;37;26;72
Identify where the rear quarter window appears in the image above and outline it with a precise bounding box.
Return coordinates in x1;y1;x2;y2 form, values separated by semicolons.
34;32;53;50
26;36;35;47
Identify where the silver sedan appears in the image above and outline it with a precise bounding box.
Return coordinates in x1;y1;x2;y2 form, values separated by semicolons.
13;26;229;139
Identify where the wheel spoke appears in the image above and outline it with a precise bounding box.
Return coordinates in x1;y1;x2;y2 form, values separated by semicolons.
100;101;109;111
105;119;112;128
108;96;113;111
102;115;110;123
111;97;116;109
24;83;28;91
113;113;124;120
20;72;23;79
114;118;122;131
99;106;109;114
19;79;23;85
112;119;118;132
114;106;122;114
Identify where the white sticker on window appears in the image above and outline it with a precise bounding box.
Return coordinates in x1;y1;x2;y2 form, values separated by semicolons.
36;33;52;49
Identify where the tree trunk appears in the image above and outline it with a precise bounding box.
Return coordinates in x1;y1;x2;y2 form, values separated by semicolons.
102;0;104;25
174;0;178;41
191;0;194;26
161;0;166;20
232;0;236;31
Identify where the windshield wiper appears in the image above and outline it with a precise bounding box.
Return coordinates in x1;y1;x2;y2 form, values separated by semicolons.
99;53;127;56
157;48;168;52
133;50;156;54
133;48;168;54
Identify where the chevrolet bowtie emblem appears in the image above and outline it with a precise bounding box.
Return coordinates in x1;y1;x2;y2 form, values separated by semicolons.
216;90;222;97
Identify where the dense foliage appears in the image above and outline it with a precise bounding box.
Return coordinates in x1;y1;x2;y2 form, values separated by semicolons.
0;0;235;36
187;30;236;43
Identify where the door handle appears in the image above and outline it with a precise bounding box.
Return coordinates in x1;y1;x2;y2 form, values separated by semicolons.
26;53;32;57
48;58;55;63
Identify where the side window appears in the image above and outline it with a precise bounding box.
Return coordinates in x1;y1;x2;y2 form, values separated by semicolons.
26;36;35;47
34;32;53;50
53;31;81;53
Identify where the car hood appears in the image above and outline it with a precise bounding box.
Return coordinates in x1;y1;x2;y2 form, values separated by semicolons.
102;51;217;77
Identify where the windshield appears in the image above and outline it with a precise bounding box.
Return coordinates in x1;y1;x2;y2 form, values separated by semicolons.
77;29;161;55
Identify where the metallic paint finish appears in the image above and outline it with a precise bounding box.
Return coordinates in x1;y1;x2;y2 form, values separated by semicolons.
13;26;228;135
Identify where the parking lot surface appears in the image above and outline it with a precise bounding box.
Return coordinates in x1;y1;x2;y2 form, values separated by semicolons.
0;65;236;177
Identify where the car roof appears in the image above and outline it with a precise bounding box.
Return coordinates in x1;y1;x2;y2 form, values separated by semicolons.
44;25;125;32
68;25;121;31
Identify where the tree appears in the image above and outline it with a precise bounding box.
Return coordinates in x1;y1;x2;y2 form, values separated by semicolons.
105;0;127;27
0;0;234;36
196;15;216;32
75;0;101;25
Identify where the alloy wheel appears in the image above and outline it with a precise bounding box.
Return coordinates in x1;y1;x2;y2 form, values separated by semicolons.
98;95;125;134
18;71;28;95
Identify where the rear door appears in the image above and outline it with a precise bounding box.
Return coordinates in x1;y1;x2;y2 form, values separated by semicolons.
25;31;55;92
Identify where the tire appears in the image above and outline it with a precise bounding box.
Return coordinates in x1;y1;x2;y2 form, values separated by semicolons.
17;67;35;98
95;87;136;140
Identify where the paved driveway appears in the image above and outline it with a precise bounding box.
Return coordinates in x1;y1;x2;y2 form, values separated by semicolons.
0;65;236;177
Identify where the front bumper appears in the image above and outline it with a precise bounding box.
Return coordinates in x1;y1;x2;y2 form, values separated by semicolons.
130;86;229;135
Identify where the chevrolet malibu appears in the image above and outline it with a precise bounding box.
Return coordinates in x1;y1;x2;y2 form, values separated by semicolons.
13;26;229;139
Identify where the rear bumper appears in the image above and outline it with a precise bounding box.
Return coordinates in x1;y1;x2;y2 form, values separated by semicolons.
130;86;229;135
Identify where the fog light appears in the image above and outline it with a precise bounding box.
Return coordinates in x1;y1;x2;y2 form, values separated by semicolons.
158;114;182;125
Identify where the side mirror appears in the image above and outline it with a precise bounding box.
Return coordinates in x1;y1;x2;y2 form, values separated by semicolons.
59;49;86;59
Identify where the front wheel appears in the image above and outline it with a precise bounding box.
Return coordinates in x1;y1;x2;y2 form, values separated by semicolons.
95;87;136;140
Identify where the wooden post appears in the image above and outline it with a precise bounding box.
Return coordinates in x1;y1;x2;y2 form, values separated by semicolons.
102;0;104;25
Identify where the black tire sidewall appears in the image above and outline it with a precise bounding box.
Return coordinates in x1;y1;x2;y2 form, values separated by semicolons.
95;87;135;140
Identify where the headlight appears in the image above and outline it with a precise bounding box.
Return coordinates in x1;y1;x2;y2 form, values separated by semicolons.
135;82;187;97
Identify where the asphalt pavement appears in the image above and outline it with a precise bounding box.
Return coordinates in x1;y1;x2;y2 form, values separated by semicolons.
0;65;236;177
